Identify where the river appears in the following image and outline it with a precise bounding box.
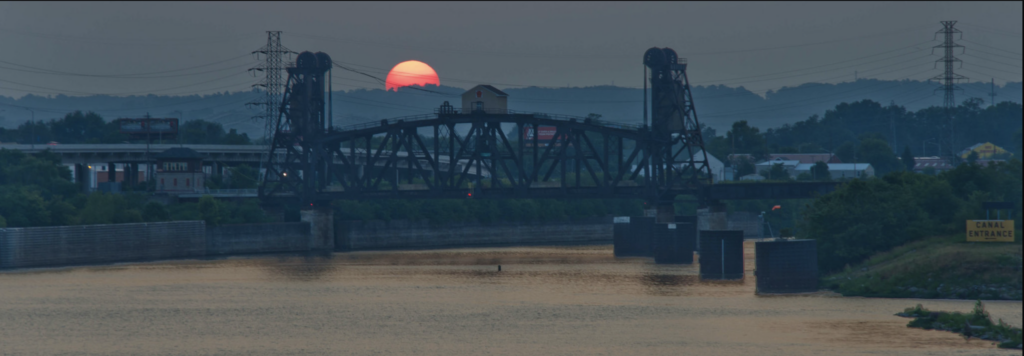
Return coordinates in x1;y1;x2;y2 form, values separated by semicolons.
1;242;1019;355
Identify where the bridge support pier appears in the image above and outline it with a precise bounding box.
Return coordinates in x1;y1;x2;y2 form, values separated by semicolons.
301;207;335;251
696;202;728;251
655;202;675;224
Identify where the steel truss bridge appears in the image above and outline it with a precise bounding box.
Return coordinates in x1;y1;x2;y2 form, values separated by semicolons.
259;49;839;208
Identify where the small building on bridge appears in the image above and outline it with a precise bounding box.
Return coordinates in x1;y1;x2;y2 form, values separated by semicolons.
462;85;508;114
154;147;205;193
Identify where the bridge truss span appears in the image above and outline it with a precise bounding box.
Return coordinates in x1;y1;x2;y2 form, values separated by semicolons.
264;108;711;203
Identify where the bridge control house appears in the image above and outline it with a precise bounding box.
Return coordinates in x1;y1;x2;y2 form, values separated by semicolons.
462;84;508;114
154;147;205;193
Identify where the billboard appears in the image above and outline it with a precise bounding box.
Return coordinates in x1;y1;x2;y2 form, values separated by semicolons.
118;118;179;138
523;126;560;147
966;220;1015;242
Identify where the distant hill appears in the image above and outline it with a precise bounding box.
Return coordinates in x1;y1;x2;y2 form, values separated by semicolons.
1;80;1020;139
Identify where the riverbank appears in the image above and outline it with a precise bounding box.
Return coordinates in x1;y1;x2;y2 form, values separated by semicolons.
823;233;1022;300
897;301;1022;349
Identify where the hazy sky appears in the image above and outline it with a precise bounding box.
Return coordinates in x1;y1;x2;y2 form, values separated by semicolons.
0;2;1020;99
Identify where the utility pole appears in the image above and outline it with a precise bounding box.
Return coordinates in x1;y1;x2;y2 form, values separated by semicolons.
889;100;898;154
248;31;296;144
988;78;997;108
931;21;967;159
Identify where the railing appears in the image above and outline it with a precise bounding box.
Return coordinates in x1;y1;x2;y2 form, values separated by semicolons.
202;188;258;195
331;110;644;133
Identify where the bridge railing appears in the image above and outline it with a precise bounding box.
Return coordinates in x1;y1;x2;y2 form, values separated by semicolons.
330;110;644;133
202;188;258;195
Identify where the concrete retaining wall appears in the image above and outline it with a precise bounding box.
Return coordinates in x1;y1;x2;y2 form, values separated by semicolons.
206;222;310;256
336;218;613;251
0;221;206;269
728;212;764;239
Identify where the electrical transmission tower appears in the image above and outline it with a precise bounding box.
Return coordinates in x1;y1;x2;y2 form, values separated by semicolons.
248;31;296;143
931;21;967;158
988;78;997;108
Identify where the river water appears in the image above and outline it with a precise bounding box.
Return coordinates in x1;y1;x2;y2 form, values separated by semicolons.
1;242;1020;355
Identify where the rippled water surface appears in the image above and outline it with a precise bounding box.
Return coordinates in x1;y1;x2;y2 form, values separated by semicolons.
1;242;1020;355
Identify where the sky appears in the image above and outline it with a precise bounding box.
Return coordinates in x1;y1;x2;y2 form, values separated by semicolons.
0;2;1020;100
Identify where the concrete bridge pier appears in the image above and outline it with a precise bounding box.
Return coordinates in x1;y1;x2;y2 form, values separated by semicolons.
696;202;728;251
301;206;335;251
655;202;675;224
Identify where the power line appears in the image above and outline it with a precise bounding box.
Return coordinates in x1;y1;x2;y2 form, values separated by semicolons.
959;39;1023;57
695;41;933;83
0;71;254;96
956;23;1023;39
960;53;1023;70
290;23;937;59
706;54;934;86
958;68;1016;83
701;69;936;118
0;54;254;78
962;60;1023;76
0;26;262;46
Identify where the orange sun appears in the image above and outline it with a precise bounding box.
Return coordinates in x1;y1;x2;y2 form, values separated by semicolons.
385;60;440;91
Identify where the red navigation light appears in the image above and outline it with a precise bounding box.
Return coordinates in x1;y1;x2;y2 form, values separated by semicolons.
468;193;472;197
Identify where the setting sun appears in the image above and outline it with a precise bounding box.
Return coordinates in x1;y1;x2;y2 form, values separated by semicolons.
385;60;440;91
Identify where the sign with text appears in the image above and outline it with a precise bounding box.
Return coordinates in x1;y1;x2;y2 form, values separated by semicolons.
966;220;1015;242
118;118;179;138
522;126;560;147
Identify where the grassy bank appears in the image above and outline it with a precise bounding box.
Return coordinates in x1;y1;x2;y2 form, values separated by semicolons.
897;301;1022;349
823;232;1022;300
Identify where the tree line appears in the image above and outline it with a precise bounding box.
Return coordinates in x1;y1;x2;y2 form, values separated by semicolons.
0;110;253;145
0;149;268;228
704;99;1023;179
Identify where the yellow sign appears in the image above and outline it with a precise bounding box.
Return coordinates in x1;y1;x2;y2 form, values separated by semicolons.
966;220;1015;242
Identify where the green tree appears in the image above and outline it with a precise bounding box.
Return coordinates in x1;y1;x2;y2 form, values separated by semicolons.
49;111;109;144
798;142;825;153
198;195;222;226
811;161;830;181
734;157;756;178
901;146;916;172
966;150;979;164
0;187;52;227
796;172;813;181
142;202;170;222
760;163;790;181
180;120;226;144
228;164;259;189
857;138;902;175
727;121;768;159
835;141;857;163
1015;128;1022;157
222;129;251;145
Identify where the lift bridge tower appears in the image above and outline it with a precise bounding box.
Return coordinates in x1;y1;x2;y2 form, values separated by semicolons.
259;51;335;250
643;47;712;222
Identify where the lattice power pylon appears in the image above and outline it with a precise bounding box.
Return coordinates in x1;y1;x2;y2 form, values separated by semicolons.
248;31;296;143
931;21;967;157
